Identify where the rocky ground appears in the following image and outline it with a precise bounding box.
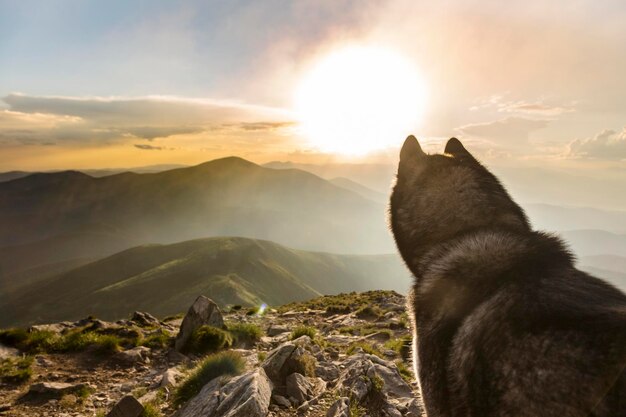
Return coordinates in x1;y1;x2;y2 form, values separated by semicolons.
0;290;421;417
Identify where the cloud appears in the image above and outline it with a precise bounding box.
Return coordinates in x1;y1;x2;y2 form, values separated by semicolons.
456;117;549;147
0;93;294;146
567;128;626;160
470;96;575;116
134;144;164;151
498;101;575;116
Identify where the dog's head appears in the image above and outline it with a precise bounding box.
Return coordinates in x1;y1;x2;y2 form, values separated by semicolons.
390;136;529;268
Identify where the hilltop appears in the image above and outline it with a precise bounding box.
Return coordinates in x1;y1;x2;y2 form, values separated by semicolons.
0;290;419;417
1;237;410;327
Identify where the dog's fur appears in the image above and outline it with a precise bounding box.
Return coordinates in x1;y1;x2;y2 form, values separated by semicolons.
390;136;626;417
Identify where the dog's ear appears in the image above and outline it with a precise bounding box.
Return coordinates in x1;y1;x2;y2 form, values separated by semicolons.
400;135;425;162
444;138;476;162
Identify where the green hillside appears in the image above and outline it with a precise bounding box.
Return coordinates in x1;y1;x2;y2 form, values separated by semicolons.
1;237;410;327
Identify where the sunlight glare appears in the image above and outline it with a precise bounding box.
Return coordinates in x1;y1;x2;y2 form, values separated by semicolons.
295;45;427;155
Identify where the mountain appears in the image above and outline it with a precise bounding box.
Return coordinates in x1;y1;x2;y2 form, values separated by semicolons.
0;170;31;183
0;157;394;260
263;161;396;193
525;204;626;234
0;237;411;327
329;177;387;203
579;254;626;273
0;164;188;182
559;230;626;257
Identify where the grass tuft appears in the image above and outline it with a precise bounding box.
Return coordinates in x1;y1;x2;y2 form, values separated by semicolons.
174;351;246;406
185;326;233;354
290;326;316;341
227;322;263;346
0;356;34;384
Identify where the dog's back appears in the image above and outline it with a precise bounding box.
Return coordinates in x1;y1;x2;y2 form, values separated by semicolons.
390;136;626;417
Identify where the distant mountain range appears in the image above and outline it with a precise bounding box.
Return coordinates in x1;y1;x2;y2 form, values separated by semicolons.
0;237;411;327
0;157;624;327
0;157;393;256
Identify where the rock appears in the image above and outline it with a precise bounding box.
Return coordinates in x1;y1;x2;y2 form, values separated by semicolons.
326;397;350;417
0;344;18;360
115;346;151;365
167;349;189;364
335;354;421;416
159;367;182;388
261;341;317;389
316;361;340;381
28;322;73;334
28;381;89;398
175;295;225;351
178;368;272;417
131;311;160;327
106;395;144;417
272;394;292;408
286;373;314;405
267;324;289;337
363;331;391;342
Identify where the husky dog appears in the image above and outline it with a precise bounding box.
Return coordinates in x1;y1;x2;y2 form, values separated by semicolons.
390;136;626;417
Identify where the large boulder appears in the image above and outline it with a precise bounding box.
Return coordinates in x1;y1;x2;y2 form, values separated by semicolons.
175;296;225;351
261;340;317;389
106;395;144;417
178;368;272;417
335;353;422;417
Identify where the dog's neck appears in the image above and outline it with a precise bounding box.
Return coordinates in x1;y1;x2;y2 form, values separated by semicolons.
410;228;573;288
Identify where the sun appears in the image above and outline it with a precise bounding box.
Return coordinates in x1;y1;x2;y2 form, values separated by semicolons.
294;45;427;155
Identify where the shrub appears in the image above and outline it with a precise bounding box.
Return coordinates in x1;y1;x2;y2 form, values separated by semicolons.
257;351;267;362
290;326;316;341
227;322;263;346
0;356;34;384
55;330;121;353
325;305;352;315
292;352;317;377
230;305;242;311
355;306;382;320
245;306;259;316
185;326;233;354
174;351;246;406
141;329;172;349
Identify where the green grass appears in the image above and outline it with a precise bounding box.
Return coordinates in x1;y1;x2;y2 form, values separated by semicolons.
227;322;263;346
355;305;382;320
0;356;34;384
346;341;383;358
0;327;130;354
141;402;163;417
384;335;412;360
184;326;233;354
292;352;316;377
290;326;317;341
174;351;246;406
395;360;413;383
141;329;172;349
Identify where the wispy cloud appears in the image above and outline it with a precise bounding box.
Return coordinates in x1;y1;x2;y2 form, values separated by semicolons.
134;144;164;151
0;94;294;146
566;128;626;160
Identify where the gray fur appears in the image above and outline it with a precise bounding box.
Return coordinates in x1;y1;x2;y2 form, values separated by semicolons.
390;136;626;417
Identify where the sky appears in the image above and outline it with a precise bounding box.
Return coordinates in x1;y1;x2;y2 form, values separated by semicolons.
1;0;625;199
